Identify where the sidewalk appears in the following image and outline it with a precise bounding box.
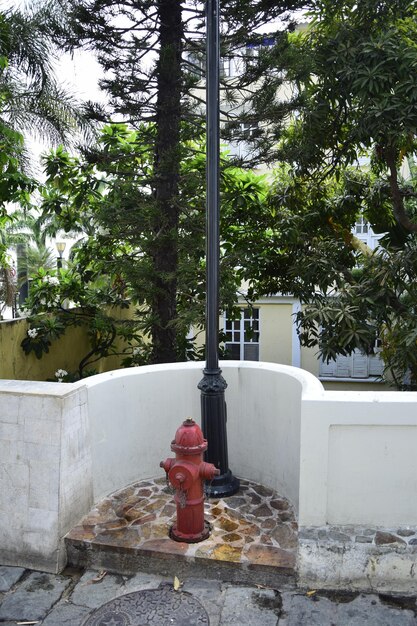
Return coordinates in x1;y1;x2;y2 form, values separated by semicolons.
0;565;416;625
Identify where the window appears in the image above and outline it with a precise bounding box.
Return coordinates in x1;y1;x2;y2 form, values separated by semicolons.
224;121;258;139
245;45;259;68
354;215;382;250
245;38;275;69
223;121;259;159
186;51;205;79
220;57;232;78
320;348;384;379
224;308;259;361
355;216;369;234
241;122;259;140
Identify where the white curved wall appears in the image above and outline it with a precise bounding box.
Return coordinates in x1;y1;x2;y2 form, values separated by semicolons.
2;361;417;584
83;363;202;502
83;361;321;509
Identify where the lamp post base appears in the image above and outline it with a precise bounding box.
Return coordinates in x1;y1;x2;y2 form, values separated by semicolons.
205;469;240;498
199;368;240;499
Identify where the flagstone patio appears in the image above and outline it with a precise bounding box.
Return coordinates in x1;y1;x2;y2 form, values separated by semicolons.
65;477;297;586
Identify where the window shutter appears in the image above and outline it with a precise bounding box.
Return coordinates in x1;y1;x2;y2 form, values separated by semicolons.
351;351;369;378
334;355;351;377
244;343;259;361
320;358;337;377
369;353;384;376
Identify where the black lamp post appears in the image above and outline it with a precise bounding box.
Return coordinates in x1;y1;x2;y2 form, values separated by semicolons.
198;0;239;498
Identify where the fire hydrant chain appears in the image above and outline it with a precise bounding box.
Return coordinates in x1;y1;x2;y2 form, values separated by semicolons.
204;478;214;501
165;473;174;496
178;486;187;509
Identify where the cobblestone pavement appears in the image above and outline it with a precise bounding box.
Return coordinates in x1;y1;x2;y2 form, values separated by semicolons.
0;565;416;625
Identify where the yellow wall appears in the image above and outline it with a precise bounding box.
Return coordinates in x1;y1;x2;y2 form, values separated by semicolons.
260;301;391;391
301;343;320;377
0;307;136;381
259;303;293;365
3;299;392;390
0;317;92;381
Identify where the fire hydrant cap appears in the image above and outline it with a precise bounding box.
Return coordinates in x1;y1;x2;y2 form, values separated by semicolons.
171;417;208;455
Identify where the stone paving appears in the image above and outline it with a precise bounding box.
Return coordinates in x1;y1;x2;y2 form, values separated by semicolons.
65;477;297;582
299;525;417;547
3;477;417;623
0;565;417;625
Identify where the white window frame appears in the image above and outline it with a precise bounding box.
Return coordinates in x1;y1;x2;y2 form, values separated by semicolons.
220;57;232;78
185;51;204;79
355;215;369;235
223;308;260;361
223;121;259;159
354;216;383;250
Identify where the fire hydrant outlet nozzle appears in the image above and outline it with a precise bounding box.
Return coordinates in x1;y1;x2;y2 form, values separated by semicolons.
200;461;221;481
160;418;220;543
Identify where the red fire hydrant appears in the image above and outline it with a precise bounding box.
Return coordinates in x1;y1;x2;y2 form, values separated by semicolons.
160;417;220;543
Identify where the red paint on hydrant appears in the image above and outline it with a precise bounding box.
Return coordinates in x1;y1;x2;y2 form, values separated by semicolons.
160;417;220;543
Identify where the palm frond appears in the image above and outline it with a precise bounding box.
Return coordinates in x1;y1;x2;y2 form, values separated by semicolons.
0;2;96;150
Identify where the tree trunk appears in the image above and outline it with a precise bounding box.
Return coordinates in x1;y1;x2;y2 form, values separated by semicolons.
386;145;417;233
151;0;183;363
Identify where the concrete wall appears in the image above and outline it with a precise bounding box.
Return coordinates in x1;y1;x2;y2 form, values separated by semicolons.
224;362;320;508
84;363;203;501
0;361;317;572
0;381;92;572
1;362;416;590
298;390;417;527
297;389;417;593
84;361;318;509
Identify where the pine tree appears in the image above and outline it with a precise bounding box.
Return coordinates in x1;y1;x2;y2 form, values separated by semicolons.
50;0;306;363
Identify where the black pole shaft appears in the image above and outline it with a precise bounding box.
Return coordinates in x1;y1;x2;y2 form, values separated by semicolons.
206;0;220;371
198;0;239;498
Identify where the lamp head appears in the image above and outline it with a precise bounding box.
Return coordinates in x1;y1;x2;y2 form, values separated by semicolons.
55;241;66;256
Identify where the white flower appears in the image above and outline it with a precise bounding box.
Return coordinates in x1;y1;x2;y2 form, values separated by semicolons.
43;275;59;285
27;328;39;338
55;369;68;382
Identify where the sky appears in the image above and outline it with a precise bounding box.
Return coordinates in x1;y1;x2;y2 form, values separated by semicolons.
56;51;104;105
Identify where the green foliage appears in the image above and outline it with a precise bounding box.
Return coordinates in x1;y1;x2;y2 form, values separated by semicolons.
284;0;417;174
0;126;35;266
21;315;65;359
21;123;267;374
21;263;133;378
46;0;307;363
239;0;417;389
0;2;93;271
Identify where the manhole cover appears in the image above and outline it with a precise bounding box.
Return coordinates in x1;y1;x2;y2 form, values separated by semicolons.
82;586;210;626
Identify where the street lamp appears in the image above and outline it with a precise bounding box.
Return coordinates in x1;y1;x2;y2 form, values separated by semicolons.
198;0;239;498
55;241;66;271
